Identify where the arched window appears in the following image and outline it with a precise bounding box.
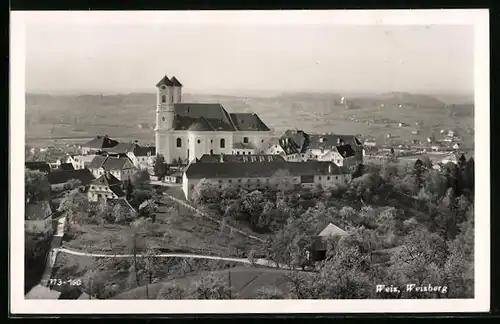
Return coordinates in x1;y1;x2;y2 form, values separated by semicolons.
220;138;225;148
210;149;214;155
243;137;249;143
161;95;166;103
176;138;182;148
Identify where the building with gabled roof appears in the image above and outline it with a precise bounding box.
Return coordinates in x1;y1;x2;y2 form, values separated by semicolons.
269;129;364;169
25;161;51;174
87;172;126;202
182;159;352;200
47;168;95;192
81;135;119;155
154;74;274;164
88;154;136;181
310;222;349;261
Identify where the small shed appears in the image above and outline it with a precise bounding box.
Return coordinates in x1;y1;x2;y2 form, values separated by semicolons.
310;223;348;262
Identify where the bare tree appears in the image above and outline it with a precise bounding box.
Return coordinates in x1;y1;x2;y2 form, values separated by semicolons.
143;246;161;299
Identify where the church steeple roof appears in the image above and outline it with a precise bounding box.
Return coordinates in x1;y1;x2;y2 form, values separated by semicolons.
156;75;174;87
170;76;183;87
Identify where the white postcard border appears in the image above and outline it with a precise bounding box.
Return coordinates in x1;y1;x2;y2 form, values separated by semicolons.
10;9;490;314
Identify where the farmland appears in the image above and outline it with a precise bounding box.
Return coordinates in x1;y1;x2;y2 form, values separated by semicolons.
25;91;474;150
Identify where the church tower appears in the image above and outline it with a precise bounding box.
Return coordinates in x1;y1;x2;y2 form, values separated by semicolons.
170;76;183;103
155;75;175;162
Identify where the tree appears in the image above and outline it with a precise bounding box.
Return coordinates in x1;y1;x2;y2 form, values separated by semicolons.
191;179;221;206
126;218;152;287
131;170;151;186
25;169;50;202
123;178;134;200
254;286;287;299
153;154;167;179
143;246;161;299
187;272;234;299
157;283;186;299
388;227;448;297
112;203;125;224
352;163;365;179
413;159;425;189
58;189;89;227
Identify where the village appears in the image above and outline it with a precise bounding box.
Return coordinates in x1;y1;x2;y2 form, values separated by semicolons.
24;75;474;300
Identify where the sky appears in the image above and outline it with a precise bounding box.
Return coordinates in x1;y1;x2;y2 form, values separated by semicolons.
25;23;474;95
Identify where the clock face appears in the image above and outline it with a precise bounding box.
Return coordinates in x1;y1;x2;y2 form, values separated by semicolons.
161;85;166;90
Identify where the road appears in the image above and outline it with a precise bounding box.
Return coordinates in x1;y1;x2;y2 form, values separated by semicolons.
55;247;295;269
38;217;67;287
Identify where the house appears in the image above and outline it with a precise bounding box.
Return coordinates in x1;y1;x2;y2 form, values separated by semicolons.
25;201;53;237
47;169;95;193
25;162;51;174
81;135;119;155
164;171;183;184
310;223;349;261
316;144;358;170
106;198;137;220
88;154;136;181
273;130;364;166
66;155;97;170
447;130;455;137
87;172;126;202
182;159;352;200
126;145;156;169
154;74;274;164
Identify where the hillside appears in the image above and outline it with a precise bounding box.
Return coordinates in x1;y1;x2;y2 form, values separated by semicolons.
112;266;300;299
25;91;474;150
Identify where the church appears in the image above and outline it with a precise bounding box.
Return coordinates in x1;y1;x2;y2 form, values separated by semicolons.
154;75;275;164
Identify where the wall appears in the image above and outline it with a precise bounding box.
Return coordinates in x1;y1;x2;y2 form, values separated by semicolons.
232;131;274;152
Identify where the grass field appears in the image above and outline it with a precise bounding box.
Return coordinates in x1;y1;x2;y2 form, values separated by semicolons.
113;266;299;299
51;252;243;299
25;92;474;150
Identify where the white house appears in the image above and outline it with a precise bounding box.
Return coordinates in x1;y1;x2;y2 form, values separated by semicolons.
182;159;352;200
25;201;53;237
126;145;156;169
87;172;126;202
88;154;136;181
66;155;97;170
154;74;274;165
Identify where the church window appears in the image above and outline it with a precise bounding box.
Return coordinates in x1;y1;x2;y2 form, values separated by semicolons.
220;138;225;148
161;95;166;103
197;139;201;144
162;117;166;122
210;140;213;143
176;138;182;147
243;137;249;143
210;149;213;155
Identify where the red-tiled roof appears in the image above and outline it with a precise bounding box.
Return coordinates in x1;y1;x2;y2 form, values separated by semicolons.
185;160;346;179
102;156;133;171
170;76;183;87
156;75;174;87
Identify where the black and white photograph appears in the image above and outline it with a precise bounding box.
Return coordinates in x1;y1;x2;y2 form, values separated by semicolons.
10;10;489;314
